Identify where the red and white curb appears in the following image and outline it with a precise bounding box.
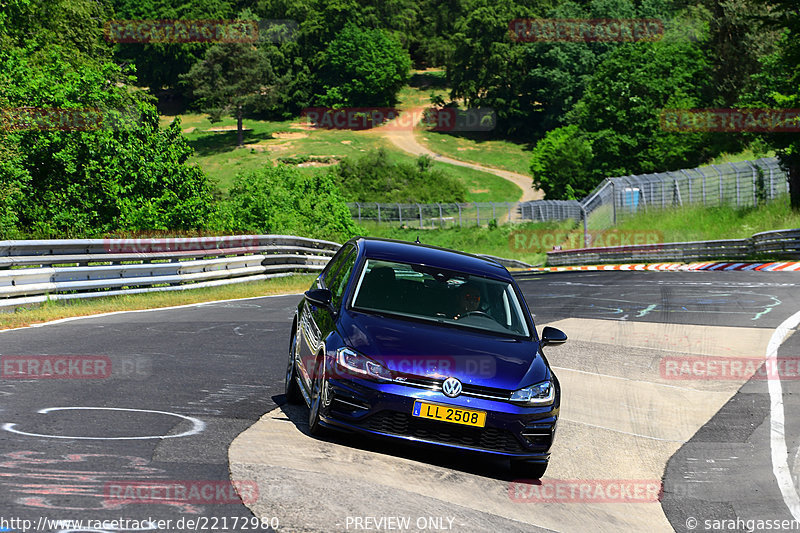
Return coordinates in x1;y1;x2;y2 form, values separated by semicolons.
523;261;800;273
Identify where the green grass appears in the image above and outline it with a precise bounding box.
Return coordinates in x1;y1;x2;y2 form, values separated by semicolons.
397;70;449;110
166;111;521;201
611;197;800;243
417;131;533;176
360;219;578;265
163;72;524;201
709;148;776;165
0;274;315;330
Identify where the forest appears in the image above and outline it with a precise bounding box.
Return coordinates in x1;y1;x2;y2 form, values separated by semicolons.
0;0;798;239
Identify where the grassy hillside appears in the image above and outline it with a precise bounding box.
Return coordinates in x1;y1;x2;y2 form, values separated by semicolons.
611;197;799;243
165;113;521;202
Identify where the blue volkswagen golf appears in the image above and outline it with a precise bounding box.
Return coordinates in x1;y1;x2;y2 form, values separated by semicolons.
285;237;566;478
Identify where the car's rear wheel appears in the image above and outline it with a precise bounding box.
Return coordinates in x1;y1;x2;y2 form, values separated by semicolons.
284;331;303;405
511;460;548;479
308;355;330;436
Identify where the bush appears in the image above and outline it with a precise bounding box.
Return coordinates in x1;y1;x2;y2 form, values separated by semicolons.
219;165;360;242
330;149;467;203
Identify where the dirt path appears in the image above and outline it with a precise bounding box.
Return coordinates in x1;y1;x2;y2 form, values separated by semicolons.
379;107;543;203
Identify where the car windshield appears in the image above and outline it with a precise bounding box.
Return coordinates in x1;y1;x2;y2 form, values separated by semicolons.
350;259;531;338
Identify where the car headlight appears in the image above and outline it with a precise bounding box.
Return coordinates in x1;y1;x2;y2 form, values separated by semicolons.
510;380;555;406
336;347;393;381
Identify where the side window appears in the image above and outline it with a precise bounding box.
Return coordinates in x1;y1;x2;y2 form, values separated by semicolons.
319;245;350;288
326;248;357;308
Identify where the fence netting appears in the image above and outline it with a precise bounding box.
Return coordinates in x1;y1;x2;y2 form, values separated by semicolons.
347;157;789;229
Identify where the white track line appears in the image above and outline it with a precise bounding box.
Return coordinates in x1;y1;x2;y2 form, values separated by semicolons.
0;292;303;334
767;309;800;521
551;366;730;393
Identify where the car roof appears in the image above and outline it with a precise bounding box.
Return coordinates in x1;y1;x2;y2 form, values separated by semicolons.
351;237;513;281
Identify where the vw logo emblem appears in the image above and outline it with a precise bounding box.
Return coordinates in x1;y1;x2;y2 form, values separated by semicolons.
442;377;462;398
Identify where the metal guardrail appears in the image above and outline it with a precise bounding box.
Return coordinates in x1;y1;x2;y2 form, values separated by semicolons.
546;228;800;266
0;235;340;308
752;229;800;258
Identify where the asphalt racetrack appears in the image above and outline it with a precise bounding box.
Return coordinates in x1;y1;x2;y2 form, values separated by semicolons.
2;270;800;532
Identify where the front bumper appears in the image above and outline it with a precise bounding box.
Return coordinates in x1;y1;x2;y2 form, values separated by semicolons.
319;376;558;459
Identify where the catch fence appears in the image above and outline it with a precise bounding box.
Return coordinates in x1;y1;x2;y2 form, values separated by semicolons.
348;158;789;230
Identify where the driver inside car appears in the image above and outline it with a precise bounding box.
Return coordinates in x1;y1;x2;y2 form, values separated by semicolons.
454;283;481;319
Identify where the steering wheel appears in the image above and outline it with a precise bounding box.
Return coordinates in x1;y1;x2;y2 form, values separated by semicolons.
457;310;493;320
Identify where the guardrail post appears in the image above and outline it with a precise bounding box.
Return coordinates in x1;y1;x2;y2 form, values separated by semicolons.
477;204;481;226
458;204;462;227
398;203;402;224
436;202;443;228
417;203;423;229
378;204;381;223
507;202;512;223
355;202;362;223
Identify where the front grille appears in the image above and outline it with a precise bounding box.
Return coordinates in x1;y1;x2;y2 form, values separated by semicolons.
392;375;510;401
363;411;527;453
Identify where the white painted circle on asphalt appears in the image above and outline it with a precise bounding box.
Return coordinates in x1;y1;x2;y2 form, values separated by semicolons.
2;407;205;440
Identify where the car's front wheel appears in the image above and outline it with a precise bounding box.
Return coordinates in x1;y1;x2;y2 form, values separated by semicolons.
308;355;330;436
284;331;303;405
511;460;548;479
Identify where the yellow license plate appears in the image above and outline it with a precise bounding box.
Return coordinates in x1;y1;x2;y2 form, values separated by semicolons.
412;401;486;428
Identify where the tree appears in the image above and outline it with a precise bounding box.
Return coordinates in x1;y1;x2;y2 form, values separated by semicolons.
0;4;216;237
741;0;800;209
569;39;714;180
447;0;675;138
317;24;411;108
529;125;593;199
183;42;277;146
447;0;541;137
108;0;235;98
696;0;780;107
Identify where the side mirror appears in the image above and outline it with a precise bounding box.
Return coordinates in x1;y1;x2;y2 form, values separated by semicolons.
304;288;333;311
304;288;332;308
541;326;567;346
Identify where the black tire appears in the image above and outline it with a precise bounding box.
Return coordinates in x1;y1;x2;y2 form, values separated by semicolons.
308;355;329;437
284;331;303;405
510;460;548;479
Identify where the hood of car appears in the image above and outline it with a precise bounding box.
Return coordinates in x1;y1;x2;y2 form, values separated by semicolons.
339;309;549;391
